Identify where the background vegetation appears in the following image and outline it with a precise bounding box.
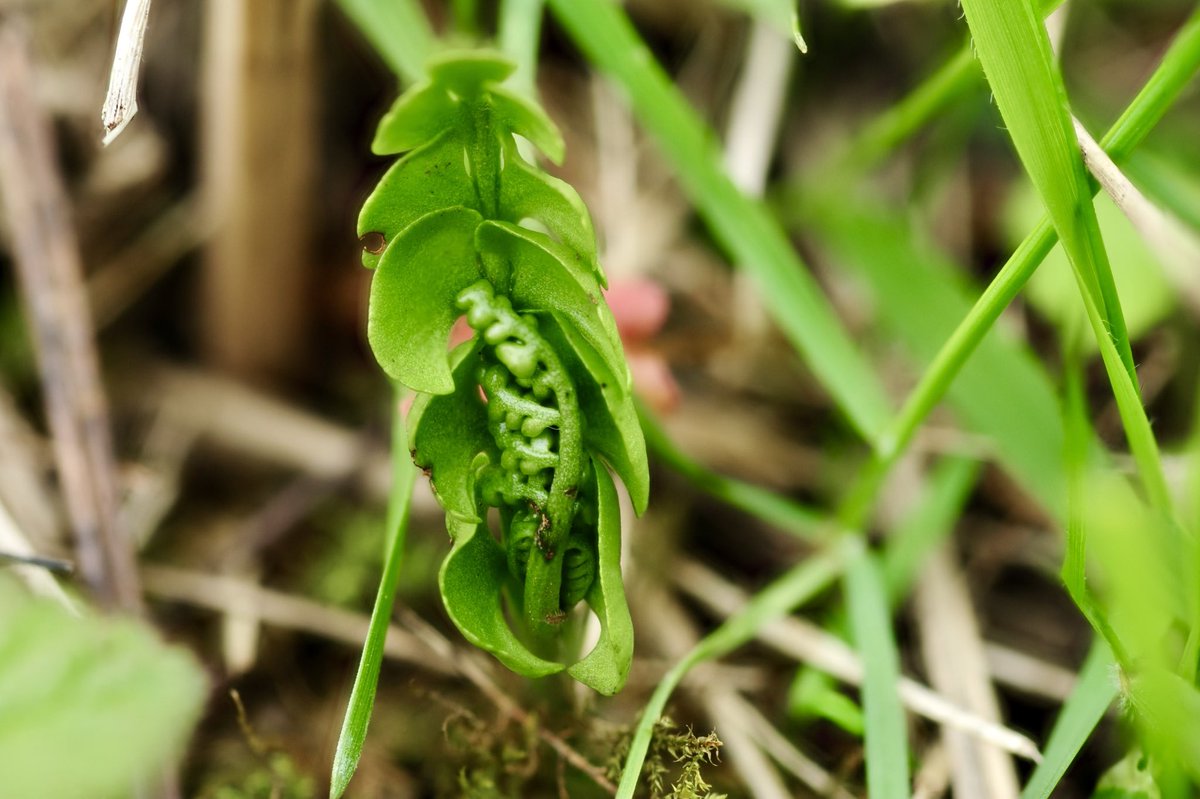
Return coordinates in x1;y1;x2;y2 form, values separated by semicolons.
1;0;1199;797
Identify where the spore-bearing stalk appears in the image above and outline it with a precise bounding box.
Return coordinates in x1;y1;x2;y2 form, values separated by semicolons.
457;279;594;621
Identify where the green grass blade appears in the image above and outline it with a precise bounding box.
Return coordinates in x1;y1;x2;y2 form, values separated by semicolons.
956;0;1178;516
335;0;435;84
845;548;909;798
547;0;894;444
1020;640;1117;799
638;401;828;541
330;393;418;799
834;7;1200;506
957;0;1136;386
614;541;850;799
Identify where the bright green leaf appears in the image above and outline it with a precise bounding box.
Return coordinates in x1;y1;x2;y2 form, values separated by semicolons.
427;50;516;96
410;343;497;523
476;221;626;381
546;312;649;514
438;517;565;677
371;80;461;155
488;83;565;165
498;137;601;280
358;132;476;269
367;207;484;393
568;459;634;694
1127;669;1200;781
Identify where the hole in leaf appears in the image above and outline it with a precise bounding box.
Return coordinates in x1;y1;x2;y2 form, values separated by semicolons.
360;231;386;254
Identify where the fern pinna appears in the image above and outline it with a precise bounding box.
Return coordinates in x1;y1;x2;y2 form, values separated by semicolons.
359;51;648;695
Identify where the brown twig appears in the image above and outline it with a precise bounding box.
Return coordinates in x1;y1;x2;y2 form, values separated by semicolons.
0;21;142;612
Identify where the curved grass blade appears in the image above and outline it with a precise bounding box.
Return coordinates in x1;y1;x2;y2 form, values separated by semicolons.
330;391;417;799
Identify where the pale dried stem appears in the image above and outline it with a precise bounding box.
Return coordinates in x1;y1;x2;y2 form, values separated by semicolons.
983;642;1077;702
89;195;207;329
735;694;858;799
143;564;618;794
1074;117;1200;315
912;741;952;799
0;23;142;611
100;0;152;144
637;581;793;799
141;565;456;674
0;384;63;552
144;367;438;514
914;545;1020;799
724;19;794;341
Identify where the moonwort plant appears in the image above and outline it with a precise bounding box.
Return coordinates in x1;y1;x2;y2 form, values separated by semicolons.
359;50;648;695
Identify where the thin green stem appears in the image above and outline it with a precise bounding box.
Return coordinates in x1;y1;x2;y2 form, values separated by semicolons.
614;541;850;799
330;390;417;799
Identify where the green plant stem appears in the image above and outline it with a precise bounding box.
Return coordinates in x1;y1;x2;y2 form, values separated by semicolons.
329;391;417;799
547;0;894;445
614;540;850;799
637;401;828;541
499;0;545;96
842;5;1200;523
334;0;435;85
